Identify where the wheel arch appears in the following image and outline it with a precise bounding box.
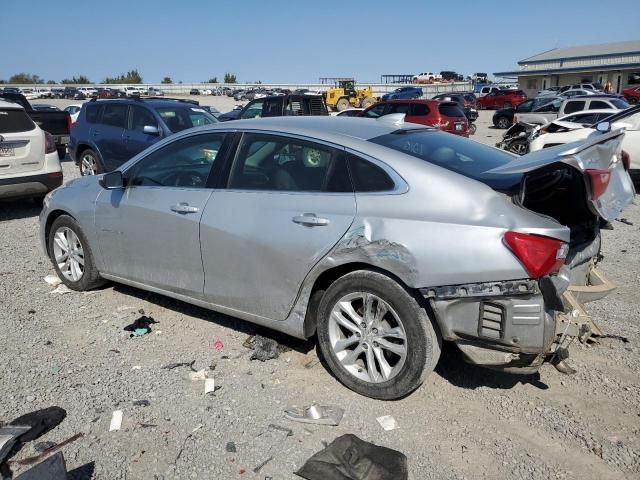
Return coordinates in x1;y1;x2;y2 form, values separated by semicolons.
75;143;103;168
301;261;437;338
44;209;77;257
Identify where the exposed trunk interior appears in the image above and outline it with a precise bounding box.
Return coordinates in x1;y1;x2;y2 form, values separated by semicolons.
518;162;599;247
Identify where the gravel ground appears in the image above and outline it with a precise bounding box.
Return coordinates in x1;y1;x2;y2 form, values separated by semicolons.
1;105;639;479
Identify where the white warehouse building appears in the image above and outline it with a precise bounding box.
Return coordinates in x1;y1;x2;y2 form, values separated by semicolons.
494;40;640;97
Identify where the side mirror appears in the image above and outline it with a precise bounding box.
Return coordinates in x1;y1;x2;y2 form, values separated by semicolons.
596;121;610;133
143;125;160;135
100;170;124;189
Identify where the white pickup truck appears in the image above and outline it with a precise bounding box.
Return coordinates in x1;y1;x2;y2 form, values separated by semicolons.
515;96;629;125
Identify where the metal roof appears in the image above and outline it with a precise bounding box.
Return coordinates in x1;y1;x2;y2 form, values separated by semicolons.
520;40;640;64
494;61;640;78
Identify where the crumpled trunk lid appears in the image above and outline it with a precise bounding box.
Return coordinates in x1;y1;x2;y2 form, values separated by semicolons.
488;128;635;222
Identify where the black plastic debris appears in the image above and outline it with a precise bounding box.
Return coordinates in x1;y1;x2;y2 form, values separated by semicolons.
295;434;408;480
123;315;158;337
162;360;196;371
15;452;67;480
133;400;151;407
33;441;56;453
225;441;237;453
244;335;278;361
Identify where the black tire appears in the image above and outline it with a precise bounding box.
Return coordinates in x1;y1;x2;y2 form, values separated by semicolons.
468;123;477;135
316;270;441;400
628;98;638;104
360;97;375;109
78;148;103;176
48;215;104;291
496;116;512;129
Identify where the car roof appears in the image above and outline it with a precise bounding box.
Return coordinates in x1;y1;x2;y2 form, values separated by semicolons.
86;98;200;108
0;99;23;110
196;116;425;144
557;109;618;120
380;99;440;104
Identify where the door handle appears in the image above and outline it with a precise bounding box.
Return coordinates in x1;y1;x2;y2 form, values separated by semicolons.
92;131;99;137
170;203;199;214
292;213;330;227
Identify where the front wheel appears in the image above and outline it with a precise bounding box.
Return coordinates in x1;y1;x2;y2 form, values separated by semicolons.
468;123;477;135
336;98;350;112
360;97;375;109
508;139;529;155
316;270;441;400
48;215;104;291
496;116;511;129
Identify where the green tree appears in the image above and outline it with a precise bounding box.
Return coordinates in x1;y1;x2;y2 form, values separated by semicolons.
61;75;91;84
104;69;143;84
223;73;237;84
46;80;57;84
207;77;218;83
8;73;43;84
161;76;173;84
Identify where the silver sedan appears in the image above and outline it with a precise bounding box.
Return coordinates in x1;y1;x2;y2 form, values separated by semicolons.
40;116;634;399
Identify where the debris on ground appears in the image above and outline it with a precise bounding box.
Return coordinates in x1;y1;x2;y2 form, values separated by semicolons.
304;358;320;369
109;410;123;432
10;433;83;466
133;400;150;407
14;452;67;480
225;441;237;453
43;274;61;287
376;415;398;431
244;334;289;362
284;405;344;426
174;424;203;465
10;406;67;442
213;338;224;350
33;441;56;453
0;426;31;464
616;217;634;225
162;360;196;371
123;315;158;337
49;284;72;295
295;434;408;480
204;378;216;394
253;455;273;473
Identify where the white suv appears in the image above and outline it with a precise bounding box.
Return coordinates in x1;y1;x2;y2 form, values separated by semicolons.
0;100;63;202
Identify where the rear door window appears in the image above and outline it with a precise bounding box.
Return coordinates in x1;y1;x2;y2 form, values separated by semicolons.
0;109;36;133
101;104;128;128
85;104;103;123
347;154;394;192
388;103;411;114
564;101;585;114
410;104;430;116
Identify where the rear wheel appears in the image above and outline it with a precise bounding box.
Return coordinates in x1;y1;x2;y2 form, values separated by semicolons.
468;123;477;135
496;116;512;129
316;270;441;400
48;215;104;291
79;149;102;176
336;98;350;112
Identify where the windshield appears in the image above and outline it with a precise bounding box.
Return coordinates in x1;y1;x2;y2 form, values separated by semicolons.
156;106;218;132
369;130;522;191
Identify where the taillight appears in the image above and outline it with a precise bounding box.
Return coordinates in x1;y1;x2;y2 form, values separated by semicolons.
44;131;56;154
586;169;611;200
504;231;568;278
621;150;631;171
66;114;72;131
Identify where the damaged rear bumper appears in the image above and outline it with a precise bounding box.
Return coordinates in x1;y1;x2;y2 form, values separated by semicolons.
422;266;615;373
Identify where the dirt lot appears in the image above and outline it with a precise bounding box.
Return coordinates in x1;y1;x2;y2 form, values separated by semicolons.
1;103;639;479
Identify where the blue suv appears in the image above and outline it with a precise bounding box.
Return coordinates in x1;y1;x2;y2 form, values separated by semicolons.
70;98;218;175
381;86;423;101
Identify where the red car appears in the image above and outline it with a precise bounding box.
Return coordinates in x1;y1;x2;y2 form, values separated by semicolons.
476;89;527;110
622;86;640;104
361;99;469;136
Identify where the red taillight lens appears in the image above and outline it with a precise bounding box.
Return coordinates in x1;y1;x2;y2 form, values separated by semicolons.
44;131;56;154
66;114;72;131
586;169;611;200
621;150;631;171
504;231;568;278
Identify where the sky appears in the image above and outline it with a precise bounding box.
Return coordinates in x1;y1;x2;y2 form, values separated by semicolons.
2;0;640;84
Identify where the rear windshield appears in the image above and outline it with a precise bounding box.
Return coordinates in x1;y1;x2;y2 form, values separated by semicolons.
369;130;521;191
0;109;36;133
437;103;465;117
156;107;218;133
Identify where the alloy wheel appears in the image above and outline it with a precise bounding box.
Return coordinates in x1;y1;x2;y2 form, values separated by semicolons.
328;292;407;383
80;153;97;176
510;142;528;155
52;227;85;282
